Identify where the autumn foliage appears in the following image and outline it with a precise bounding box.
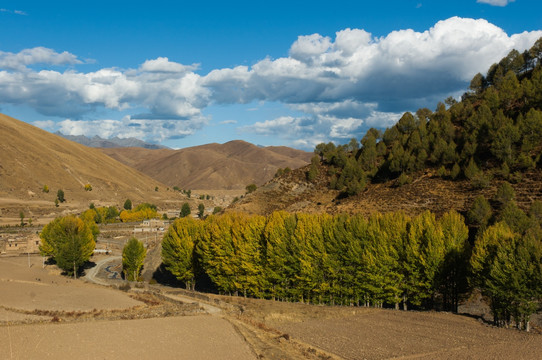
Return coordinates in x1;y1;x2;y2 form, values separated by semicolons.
162;207;542;329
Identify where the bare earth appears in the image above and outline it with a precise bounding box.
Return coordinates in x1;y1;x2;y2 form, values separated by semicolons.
0;256;256;360
224;296;542;360
0;316;255;360
2;256;541;359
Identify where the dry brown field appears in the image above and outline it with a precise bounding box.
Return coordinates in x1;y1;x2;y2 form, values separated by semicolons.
0;256;256;360
2;255;541;360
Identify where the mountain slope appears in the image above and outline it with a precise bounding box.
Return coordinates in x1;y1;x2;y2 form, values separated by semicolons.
0;114;175;212
230;162;542;217
101;140;312;190
230;39;542;217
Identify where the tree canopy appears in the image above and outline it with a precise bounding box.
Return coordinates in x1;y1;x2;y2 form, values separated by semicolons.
122;237;147;281
40;215;95;278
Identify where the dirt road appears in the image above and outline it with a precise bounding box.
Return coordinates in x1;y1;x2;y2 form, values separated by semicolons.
84;255;121;286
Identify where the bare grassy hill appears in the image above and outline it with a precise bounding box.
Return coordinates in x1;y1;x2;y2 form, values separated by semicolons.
101;140;312;190
0;113;184;221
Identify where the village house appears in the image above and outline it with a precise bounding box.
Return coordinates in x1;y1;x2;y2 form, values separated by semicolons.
0;233;41;255
133;219;169;233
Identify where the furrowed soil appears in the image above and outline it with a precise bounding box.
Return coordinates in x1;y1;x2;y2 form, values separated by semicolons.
223;296;542;360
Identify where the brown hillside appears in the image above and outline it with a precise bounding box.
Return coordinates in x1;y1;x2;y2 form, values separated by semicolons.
229;163;542;217
0;113;185;222
101;140;312;190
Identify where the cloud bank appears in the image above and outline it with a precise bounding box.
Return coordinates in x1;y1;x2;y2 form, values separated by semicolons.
1;17;541;147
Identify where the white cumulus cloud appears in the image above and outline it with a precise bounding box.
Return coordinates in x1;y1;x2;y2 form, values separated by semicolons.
205;17;542;111
0;47;81;71
477;0;515;7
0;53;210;120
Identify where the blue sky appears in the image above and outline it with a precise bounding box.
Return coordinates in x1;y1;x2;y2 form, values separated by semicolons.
1;0;541;149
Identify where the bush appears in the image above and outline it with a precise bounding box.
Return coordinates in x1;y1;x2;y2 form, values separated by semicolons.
471;172;492;189
451;163;461;179
246;184;257;194
494;182;515;205
213;206;222;214
436;166;447;178
464;158;480;180
57;189;65;203
118;283;131;291
180;203;191;218
397;172;411;187
467;195;492;227
84;184;92;191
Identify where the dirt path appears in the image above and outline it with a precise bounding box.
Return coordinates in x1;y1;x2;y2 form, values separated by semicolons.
161;292;222;315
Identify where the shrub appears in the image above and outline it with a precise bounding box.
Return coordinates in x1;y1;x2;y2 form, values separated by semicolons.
436;166;447;178
123;199;132;210
212;206;222;214
397;172;411;186
494;182;515;205
471;172;491;189
180;203;191;218
464;158;480;180
246;184;257;194
57;189;65;203
450;163;461;179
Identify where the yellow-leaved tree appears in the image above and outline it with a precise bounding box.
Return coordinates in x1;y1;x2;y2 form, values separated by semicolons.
39;216;95;278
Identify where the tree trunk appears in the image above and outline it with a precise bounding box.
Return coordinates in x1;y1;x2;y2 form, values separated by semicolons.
403;294;408;311
73;261;77;279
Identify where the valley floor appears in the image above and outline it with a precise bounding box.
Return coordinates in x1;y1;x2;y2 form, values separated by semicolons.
1;255;541;359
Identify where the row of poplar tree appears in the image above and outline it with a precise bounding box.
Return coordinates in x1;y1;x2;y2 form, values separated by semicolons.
161;209;542;330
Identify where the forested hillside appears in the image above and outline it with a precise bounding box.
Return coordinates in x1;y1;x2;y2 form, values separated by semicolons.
311;38;542;197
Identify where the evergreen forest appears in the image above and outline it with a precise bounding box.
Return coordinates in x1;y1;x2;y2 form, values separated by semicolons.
310;38;542;196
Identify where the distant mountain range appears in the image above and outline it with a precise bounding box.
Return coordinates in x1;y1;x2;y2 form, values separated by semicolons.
55;133;168;149
101;141;313;190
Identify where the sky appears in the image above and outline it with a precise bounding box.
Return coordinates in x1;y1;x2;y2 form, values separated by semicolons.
1;0;541;150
